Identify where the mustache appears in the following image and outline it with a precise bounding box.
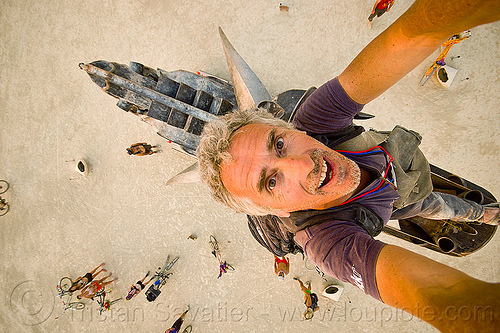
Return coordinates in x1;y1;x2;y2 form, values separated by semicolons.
304;149;325;193
309;149;323;176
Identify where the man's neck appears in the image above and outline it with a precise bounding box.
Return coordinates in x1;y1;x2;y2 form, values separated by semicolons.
354;168;375;196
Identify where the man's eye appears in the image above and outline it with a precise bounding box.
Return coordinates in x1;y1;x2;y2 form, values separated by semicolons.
268;176;277;190
276;137;284;151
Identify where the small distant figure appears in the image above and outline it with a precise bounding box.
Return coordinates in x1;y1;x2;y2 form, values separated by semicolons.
0;196;9;216
367;0;395;29
126;271;154;300
293;277;319;320
0;197;7;209
77;274;117;300
165;306;190;333
126;143;161;156
68;263;106;293
279;3;289;12
274;256;290;281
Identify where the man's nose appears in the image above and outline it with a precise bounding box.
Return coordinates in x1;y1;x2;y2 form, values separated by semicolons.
276;154;314;178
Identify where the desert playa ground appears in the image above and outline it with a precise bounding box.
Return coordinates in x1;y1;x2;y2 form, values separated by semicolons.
1;1;499;332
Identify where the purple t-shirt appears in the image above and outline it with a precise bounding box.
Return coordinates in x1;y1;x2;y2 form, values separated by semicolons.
292;77;400;301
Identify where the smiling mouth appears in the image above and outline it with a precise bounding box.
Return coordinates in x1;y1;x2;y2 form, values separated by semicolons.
318;158;333;189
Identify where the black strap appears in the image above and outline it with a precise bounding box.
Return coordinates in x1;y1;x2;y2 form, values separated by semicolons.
247;203;383;257
247;215;301;257
286;203;384;237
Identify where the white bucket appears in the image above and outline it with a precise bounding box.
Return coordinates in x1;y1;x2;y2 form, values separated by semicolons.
322;284;344;301
436;65;459;88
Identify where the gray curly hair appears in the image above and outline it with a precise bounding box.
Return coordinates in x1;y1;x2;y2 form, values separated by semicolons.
196;107;294;215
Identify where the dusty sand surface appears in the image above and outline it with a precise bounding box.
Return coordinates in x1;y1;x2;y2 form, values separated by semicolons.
1;1;499;332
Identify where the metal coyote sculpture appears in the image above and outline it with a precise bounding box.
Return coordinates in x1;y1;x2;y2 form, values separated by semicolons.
80;28;496;257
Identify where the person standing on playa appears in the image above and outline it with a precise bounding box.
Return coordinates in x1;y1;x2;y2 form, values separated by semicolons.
126;142;160;156
68;263;106;293
293;277;319;320
126;271;154;300
77;273;117;300
367;0;395;29
274;255;290;281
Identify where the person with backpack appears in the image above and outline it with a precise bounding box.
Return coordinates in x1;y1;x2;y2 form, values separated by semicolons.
293;277;319;320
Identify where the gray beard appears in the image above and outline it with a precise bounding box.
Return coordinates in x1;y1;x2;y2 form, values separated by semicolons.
343;158;361;194
306;149;361;196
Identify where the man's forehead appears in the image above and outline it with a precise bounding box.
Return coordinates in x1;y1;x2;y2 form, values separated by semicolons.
229;123;271;151
222;124;275;195
230;123;294;148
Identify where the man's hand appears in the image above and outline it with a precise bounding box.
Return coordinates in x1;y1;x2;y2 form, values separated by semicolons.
376;245;500;332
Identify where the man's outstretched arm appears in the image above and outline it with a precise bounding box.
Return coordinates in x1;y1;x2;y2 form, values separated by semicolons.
339;0;500;104
376;244;500;332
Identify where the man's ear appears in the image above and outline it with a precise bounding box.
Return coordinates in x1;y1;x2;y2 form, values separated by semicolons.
275;210;290;218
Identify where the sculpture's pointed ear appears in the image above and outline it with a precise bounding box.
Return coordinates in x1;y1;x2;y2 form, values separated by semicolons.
219;27;271;111
166;162;200;185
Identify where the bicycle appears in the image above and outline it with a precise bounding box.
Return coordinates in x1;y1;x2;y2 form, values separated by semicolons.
55;277;85;318
145;255;179;302
209;235;234;278
0;180;10;216
94;289;122;314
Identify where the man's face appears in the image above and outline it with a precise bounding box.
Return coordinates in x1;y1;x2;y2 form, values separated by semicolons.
220;123;361;216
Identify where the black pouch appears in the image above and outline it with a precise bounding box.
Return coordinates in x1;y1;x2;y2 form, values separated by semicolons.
145;286;161;302
247;214;302;257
